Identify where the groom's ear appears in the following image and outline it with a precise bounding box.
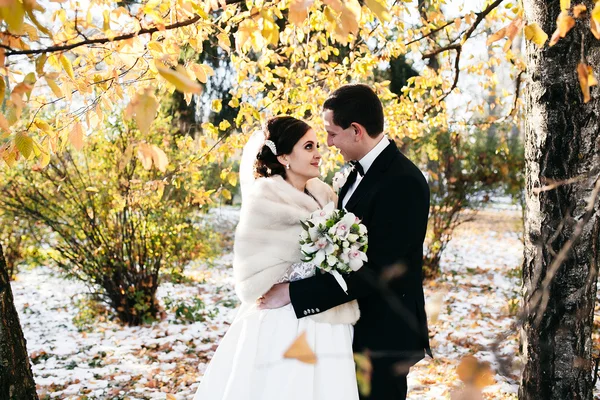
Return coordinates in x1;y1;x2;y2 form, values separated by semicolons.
350;122;367;141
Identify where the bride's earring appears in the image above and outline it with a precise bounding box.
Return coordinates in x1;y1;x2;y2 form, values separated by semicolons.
286;164;290;170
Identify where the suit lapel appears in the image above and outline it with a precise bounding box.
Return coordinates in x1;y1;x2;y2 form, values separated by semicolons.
345;142;399;211
337;169;357;209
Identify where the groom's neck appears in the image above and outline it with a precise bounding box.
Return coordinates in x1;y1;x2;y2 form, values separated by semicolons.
355;134;385;161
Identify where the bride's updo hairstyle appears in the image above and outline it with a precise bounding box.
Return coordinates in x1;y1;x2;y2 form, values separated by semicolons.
255;116;312;178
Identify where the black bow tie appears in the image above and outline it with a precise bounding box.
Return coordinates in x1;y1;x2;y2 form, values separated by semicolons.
349;160;364;176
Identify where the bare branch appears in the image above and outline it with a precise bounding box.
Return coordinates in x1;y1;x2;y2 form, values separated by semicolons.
529;176;600;327
2;14;204;56
405;20;456;46
422;43;461;59
421;0;506;115
532;176;588;194
423;46;461;115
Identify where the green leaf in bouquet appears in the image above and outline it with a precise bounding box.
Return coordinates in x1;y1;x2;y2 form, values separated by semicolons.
326;220;335;228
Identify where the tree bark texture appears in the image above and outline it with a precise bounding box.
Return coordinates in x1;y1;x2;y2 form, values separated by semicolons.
520;0;600;398
0;244;38;400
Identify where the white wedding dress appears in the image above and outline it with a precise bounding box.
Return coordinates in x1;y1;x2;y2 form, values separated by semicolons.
193;262;359;400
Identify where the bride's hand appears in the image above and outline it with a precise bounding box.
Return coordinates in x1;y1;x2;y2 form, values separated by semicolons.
257;283;291;310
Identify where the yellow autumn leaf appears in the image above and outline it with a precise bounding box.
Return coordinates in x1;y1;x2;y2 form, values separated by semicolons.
577;63;597;103
146;41;164;54
15;131;33;158
25;8;51;37
283;331;317;364
69;122;85;150
221;188;232;200
324;0;343;13
0;113;9;132
60;54;75;80
524;23;548;47
0;0;16;8
228;97;239;108
0;0;25;32
137;143;153;170
155;61;202;94
129;88;159;135
35;149;51;170
212;99;222;113
456;355;495;389
150;144;168;172
592;2;600;39
85;187;99;193
190;63;214;84
549;11;575;46
261;14;280;46
219;120;231;131
289;0;313;25
227;171;237;186
235;19;258;52
364;0;390;22
45;77;63;98
503;16;524;51
573;4;586;17
486;27;507;46
354;352;372;397
217;32;231;53
340;0;361;36
35;53;48;76
34;119;52;133
560;0;570;11
557;12;576;35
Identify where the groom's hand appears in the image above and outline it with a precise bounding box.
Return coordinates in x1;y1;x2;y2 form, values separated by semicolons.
257;283;291;310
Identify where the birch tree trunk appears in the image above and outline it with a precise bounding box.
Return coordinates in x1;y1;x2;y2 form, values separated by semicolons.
520;0;600;398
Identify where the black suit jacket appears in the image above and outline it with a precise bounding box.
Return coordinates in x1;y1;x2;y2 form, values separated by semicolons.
290;141;432;364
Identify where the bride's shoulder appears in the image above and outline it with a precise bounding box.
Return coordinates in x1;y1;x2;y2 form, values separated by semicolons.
247;175;286;197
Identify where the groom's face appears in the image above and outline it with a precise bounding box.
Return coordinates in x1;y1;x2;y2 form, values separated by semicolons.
323;109;358;161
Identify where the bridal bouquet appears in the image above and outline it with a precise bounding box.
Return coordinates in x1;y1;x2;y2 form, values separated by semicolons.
299;202;368;293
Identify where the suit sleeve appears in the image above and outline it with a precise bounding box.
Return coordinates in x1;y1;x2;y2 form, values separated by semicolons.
289;176;429;318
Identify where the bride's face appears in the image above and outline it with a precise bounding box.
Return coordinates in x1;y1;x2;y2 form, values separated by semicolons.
281;129;322;179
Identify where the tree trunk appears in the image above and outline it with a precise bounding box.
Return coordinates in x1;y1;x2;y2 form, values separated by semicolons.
0;244;38;400
520;0;600;398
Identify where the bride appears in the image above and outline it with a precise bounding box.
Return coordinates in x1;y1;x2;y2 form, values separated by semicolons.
193;116;360;400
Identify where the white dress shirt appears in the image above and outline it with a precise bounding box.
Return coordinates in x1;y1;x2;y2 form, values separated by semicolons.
342;135;390;208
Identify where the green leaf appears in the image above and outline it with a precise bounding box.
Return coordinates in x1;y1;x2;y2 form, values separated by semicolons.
15;132;33;159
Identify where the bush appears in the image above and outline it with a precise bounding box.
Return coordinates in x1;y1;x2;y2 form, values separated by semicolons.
405;125;524;278
1;116;221;325
163;296;219;324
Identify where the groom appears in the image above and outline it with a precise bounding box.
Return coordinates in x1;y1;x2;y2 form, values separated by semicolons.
260;84;432;399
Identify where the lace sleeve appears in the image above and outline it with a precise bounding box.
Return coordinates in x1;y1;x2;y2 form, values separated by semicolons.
276;262;316;283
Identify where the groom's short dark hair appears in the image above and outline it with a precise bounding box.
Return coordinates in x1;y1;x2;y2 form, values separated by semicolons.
323;84;384;138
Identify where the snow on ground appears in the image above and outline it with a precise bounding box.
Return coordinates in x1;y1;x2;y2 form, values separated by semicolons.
12;204;529;399
409;208;523;399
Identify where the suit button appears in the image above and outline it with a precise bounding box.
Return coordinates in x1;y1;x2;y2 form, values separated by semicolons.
316;308;320;312
311;309;315;313
303;310;308;315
